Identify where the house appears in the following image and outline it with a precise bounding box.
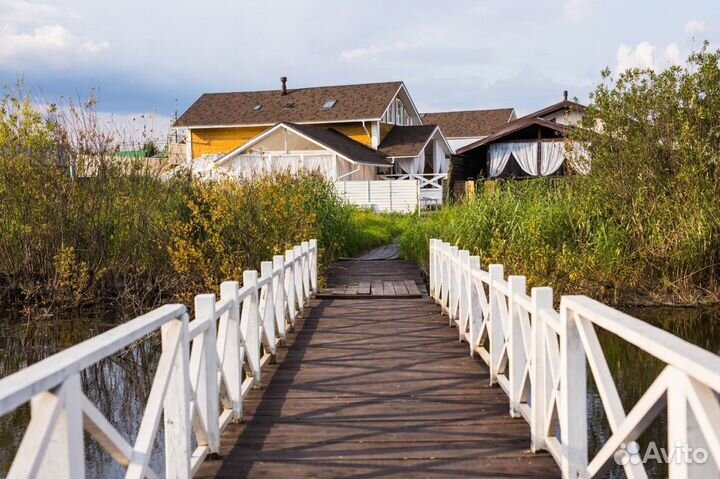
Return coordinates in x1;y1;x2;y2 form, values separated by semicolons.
421;108;516;152
455;92;588;179
173;78;452;184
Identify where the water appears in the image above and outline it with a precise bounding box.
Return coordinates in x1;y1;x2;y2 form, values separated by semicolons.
0;309;165;478
0;306;718;477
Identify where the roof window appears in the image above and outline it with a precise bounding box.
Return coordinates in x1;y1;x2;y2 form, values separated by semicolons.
252;104;262;111
323;100;337;109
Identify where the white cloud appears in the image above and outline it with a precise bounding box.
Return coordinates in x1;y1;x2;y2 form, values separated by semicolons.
563;0;594;21
616;41;685;72
684;20;706;35
0;1;108;69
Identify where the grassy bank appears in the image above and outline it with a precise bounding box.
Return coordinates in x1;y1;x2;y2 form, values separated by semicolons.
0;90;398;315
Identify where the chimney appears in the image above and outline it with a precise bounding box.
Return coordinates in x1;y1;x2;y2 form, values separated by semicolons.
563;90;568;101
280;76;288;96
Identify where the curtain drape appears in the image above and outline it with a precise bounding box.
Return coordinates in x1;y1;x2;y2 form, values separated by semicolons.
511;142;538;176
540;142;565;176
433;140;448;174
395;150;425;174
488;143;514;177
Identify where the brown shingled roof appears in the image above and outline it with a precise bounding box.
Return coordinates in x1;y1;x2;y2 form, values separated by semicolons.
378;125;439;158
176;81;403;127
288;123;391;166
421;108;515;138
456;117;569;154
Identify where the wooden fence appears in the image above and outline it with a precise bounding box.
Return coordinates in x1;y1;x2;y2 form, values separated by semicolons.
0;240;318;479
430;239;720;478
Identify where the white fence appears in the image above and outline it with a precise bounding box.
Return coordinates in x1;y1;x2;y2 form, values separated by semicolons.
334;179;419;213
430;239;720;478
378;173;446;207
0;240;318;479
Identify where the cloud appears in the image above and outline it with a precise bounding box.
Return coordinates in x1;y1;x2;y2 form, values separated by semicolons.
684;20;706;35
563;0;594;21
615;42;685;72
0;1;108;70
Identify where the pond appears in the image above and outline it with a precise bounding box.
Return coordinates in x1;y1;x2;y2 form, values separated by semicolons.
0;305;718;477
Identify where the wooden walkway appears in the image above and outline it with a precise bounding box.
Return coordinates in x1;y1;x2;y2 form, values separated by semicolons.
197;259;558;478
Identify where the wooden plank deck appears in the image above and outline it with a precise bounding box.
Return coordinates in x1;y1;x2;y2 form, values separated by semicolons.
318;258;427;298
196;260;558;478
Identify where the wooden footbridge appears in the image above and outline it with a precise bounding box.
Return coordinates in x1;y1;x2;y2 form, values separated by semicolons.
1;239;720;478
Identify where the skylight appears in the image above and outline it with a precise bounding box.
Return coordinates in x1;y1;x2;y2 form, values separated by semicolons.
323;100;337;109
252;104;262;111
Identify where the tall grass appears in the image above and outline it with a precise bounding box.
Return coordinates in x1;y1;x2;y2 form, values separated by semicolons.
0;89;398;315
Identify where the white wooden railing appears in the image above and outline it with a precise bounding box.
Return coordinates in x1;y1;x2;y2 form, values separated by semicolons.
430;239;720;479
0;239;318;479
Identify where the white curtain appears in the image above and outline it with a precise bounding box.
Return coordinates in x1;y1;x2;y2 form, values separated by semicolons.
395;150;425;174
301;154;334;177
488;143;514;177
511;142;538;176
540;142;565;176
433;140;448;174
565;142;592;175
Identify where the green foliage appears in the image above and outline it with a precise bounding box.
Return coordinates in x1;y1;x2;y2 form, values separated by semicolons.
0;87;401;314
401;45;720;305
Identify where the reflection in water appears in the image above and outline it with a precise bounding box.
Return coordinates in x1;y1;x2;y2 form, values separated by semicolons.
0;310;164;478
589;307;720;478
0;306;718;477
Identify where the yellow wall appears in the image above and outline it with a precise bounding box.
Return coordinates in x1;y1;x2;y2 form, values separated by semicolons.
191;122;373;159
380;123;393;142
322;122;372;147
191;126;268;158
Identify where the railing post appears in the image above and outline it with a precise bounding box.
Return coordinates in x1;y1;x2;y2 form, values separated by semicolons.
468;255;482;358
531;287;552;453
11;374;86;479
273;255;287;343
448;245;459;326
440;242;449;311
301;241;311;302
560;300;587;478
293;245;305;314
219;281;243;420
163;313;192;478
260;261;277;356
193;294;220;455
508;275;526;418
309;239;318;295
458;250;470;342
488;264;504;385
429;239;436;299
285;250;297;328
242;270;262;383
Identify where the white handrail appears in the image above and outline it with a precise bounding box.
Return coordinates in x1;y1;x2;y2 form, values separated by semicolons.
0;239;319;479
429;238;720;479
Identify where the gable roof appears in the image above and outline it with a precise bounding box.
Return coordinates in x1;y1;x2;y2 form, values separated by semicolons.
456;117;569;154
216;122;391;167
421;108;515;138
176;81;404;127
525;99;586;119
378;125;441;158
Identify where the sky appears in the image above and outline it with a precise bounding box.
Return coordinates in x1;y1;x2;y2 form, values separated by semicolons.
1;0;719;138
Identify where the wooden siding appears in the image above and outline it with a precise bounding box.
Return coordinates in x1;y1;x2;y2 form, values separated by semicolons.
191;126;268;158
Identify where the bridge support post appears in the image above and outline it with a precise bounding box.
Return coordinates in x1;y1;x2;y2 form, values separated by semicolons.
193;294;220;456
508;275;527;418
285;250;297;329
468;255;482;359
273;256;287;344
488;264;504;385
560;301;587;478
531;287;553;453
309;239;318;296
220;281;243;421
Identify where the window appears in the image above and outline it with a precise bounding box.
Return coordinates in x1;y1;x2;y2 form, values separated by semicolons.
252;104;262;111
323;100;337;109
387;103;394;124
396;99;403;125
